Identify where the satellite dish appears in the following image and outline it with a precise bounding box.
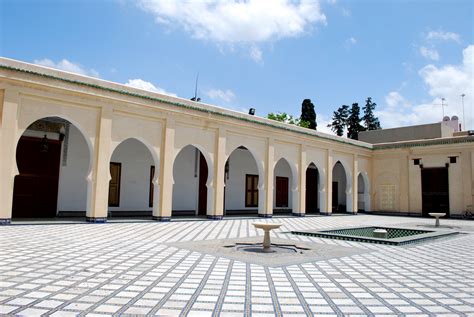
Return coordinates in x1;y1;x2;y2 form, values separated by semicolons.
451;115;459;120
443;116;450;121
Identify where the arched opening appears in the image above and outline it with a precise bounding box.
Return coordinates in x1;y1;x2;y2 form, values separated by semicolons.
172;145;210;217
358;172;370;212
332;161;348;213
13;117;91;219
274;158;294;215
108;138;156;218
224;146;261;216
305;163;320;213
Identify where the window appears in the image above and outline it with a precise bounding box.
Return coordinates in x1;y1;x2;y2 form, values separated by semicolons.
108;162;121;207
245;174;259;207
149;166;155;207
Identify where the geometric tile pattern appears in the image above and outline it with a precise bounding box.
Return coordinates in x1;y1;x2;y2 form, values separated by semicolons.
1;215;473;316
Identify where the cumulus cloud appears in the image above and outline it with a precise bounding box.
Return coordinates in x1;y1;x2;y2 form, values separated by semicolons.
34;58;99;77
426;30;461;43
250;45;263;63
125;79;177;97
419;46;439;61
377;45;474;129
137;0;327;62
205;89;236;103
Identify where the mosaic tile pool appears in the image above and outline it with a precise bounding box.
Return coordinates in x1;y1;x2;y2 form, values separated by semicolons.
291;226;459;245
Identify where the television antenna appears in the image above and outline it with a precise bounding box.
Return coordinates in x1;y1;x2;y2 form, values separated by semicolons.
433;98;448;118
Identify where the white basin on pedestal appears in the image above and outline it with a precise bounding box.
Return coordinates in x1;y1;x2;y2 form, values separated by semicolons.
253;223;282;252
429;213;446;227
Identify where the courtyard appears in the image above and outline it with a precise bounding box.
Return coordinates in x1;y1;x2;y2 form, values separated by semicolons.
0;214;473;316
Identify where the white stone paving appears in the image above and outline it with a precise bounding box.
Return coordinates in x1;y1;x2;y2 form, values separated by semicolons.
0;215;473;316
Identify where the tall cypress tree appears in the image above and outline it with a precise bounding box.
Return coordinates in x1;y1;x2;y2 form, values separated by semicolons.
362;97;381;130
327;105;349;136
300;99;317;130
347;103;365;140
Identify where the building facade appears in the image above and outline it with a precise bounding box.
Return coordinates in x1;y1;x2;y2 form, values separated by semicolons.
1;58;473;224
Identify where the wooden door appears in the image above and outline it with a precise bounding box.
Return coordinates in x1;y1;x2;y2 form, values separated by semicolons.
305;168;318;213
275;176;289;207
332;182;338;212
422;167;449;217
198;153;208;215
108;162;121;207
12;136;62;218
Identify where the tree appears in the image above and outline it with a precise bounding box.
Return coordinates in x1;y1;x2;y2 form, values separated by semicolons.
267;112;310;128
362;97;381;130
347;103;365;140
300;99;317;130
327;105;349;136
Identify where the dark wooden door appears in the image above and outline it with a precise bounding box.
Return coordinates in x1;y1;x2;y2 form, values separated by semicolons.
108;163;121;207
306;168;318;213
422;167;449;217
198;153;208;215
332;182;338;212
13;136;62;218
275;176;289;207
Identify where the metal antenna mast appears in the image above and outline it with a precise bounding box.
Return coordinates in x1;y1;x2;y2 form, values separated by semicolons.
461;94;466;130
433;98;448;118
191;72;201;101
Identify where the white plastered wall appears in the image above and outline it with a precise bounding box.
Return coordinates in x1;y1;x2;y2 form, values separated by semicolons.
57;125;89;212
109;138;154;211
273;158;293;210
274;142;299;212
306;146;327;212
225;148;259;211
172;145;200;211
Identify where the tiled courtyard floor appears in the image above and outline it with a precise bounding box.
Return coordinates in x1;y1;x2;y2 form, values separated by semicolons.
0;214;473;316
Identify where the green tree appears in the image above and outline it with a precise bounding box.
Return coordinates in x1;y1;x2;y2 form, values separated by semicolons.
300;99;317;130
327;105;349;136
362;97;382;130
267;112;310;128
347;103;365;140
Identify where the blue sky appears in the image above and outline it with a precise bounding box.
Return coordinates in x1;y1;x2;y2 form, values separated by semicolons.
1;0;473;133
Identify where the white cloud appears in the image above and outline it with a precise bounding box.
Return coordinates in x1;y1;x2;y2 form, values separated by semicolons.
342;8;351;17
377;45;474;129
250;45;263;63
419;46;439;61
137;0;327;62
125;79;177;97
205;89;236;103
344;36;357;49
426;30;461;43
34;58;99;77
317;113;337;135
385;91;411;109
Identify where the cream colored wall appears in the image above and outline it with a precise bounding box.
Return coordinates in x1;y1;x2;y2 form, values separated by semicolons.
0;63;384;222
373;144;474;215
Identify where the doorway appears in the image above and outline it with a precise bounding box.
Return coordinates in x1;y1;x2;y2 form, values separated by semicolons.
13;136;62;218
422;167;449;217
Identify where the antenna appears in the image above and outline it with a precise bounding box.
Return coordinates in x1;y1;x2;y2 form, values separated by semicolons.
461;94;466;130
191;72;201;102
433;98;448;118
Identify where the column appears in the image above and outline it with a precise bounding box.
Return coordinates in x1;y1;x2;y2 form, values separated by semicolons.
261;137;274;217
294;144;306;216
86;105;113;223
154;117;175;221
208;127;226;220
0;89;19;224
351;154;358;214
324;149;333;215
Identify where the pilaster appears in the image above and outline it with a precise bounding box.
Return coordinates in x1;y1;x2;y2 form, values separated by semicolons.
294;144;306;216
324;149;333;215
0;89;19;224
155;117;175;221
208;127;226;220
262;137;274;217
87;105;113;223
351;154;359;214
